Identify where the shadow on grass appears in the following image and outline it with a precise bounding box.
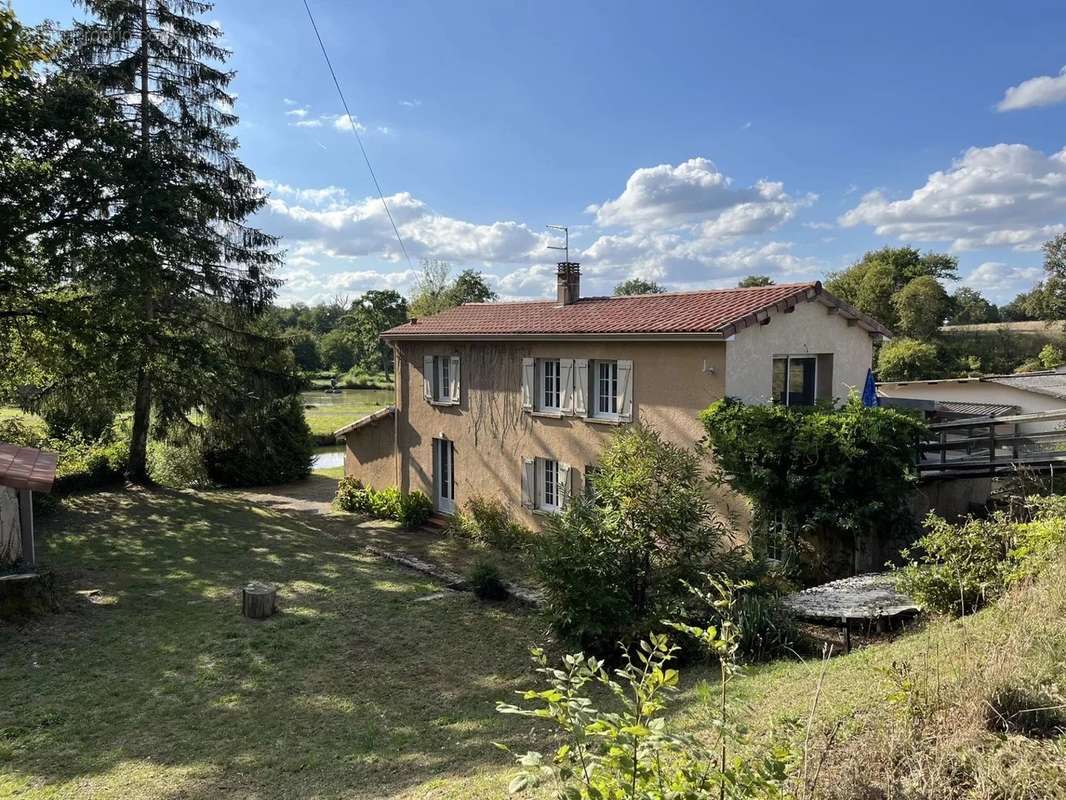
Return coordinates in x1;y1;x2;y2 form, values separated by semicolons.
0;487;546;799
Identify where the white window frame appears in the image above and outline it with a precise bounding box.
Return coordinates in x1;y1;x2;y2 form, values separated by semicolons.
772;354;817;407
424;355;460;406
539;457;559;512
593;359;620;419
540;358;562;412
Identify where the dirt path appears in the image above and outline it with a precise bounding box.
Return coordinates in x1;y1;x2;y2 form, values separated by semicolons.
234;473;340;515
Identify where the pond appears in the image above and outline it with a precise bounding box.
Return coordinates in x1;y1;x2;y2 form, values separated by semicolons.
313;445;346;469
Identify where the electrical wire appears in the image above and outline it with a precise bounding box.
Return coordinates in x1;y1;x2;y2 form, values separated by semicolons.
301;0;414;269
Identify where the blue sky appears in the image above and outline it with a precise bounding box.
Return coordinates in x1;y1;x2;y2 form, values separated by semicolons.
19;0;1066;305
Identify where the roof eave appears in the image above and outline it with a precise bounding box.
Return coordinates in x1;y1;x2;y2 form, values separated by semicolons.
381;331;731;342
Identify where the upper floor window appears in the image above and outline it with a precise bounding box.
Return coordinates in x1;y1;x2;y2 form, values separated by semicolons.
521;357;632;422
423;355;460;406
772;355;816;407
541;359;561;411
592;359;620;418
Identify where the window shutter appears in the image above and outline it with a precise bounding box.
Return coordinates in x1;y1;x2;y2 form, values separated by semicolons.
617;360;633;421
521;358;535;410
558;462;571;508
423;355;434;402
574;359;589;416
521;457;535;508
449;356;461;405
559;358;575;415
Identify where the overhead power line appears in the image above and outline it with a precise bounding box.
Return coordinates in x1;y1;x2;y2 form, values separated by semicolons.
301;0;414;269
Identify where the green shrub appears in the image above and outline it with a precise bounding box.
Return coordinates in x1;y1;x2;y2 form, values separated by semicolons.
334;476;372;513
895;499;1066;615
468;559;508;601
369;486;402;519
397;490;432;529
147;436;210;488
496;633;795;798
203;395;314;487
534;424;732;652
447;494;530;551
0;415;127;493
333;478;432;530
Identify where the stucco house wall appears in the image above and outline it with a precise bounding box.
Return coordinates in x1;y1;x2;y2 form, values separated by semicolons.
343;415;396;490
725;300;874;405
387;338;746;529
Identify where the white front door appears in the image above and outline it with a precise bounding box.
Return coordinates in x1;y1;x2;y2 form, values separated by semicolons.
435;439;455;514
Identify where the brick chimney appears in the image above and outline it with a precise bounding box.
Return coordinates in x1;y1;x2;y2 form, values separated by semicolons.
555;262;581;306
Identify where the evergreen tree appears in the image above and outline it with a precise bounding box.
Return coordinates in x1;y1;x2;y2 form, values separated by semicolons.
66;0;281;482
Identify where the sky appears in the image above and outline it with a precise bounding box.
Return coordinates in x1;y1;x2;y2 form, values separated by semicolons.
18;0;1066;306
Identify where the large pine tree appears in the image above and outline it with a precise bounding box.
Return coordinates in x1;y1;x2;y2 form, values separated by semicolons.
66;0;281;482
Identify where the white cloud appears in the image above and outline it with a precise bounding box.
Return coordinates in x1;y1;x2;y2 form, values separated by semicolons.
260;185;549;265
961;261;1043;303
399;98;422;107
292;119;323;128
997;66;1066;112
285;107;310;118
586;157;812;237
283;98;299;106
840;143;1066;251
332;113;368;134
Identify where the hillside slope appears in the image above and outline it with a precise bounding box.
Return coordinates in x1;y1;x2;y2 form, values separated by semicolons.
677;553;1066;798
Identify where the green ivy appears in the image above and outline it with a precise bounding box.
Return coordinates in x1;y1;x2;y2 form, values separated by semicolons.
700;398;926;569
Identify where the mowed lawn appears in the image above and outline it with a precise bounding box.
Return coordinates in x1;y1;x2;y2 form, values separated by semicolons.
0;487;550;799
301;389;392;443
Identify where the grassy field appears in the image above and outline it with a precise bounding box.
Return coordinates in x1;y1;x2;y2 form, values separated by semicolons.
3;483;1063;798
0;487;546;799
301;388;393;444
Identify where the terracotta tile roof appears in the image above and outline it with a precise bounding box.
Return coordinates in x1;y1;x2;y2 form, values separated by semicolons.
0;443;58;494
383;281;888;339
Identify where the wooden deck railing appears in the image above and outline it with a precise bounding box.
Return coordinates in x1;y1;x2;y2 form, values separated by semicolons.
918;409;1066;478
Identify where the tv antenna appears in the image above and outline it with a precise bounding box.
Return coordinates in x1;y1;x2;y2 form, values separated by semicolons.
546;224;570;263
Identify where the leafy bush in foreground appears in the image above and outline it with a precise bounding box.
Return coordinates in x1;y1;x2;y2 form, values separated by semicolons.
333;477;432;529
534;424;732;652
497;632;796;799
147;435;210;488
895;498;1066;615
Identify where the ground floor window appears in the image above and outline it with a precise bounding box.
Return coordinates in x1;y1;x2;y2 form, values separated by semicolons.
772;355;816;407
538;457;559;512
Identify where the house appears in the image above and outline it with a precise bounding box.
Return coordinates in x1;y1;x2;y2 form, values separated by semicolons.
336;263;890;528
878;369;1066;432
0;442;58;568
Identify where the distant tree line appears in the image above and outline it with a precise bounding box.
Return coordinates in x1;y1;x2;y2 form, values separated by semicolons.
271;259;497;378
825;239;1066;381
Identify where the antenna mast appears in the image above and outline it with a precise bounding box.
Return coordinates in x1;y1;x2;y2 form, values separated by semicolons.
546;224;569;263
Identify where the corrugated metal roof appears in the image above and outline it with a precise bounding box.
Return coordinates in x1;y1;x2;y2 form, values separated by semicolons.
936;400;1019;418
987;372;1066;401
0;443;57;493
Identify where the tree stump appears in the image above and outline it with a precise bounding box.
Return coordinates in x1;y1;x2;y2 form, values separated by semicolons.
241;582;276;619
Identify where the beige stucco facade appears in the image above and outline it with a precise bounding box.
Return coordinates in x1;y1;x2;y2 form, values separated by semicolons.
725;300;875;405
342;297;879;534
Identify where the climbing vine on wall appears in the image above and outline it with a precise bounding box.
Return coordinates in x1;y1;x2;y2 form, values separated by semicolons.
700;397;926;561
